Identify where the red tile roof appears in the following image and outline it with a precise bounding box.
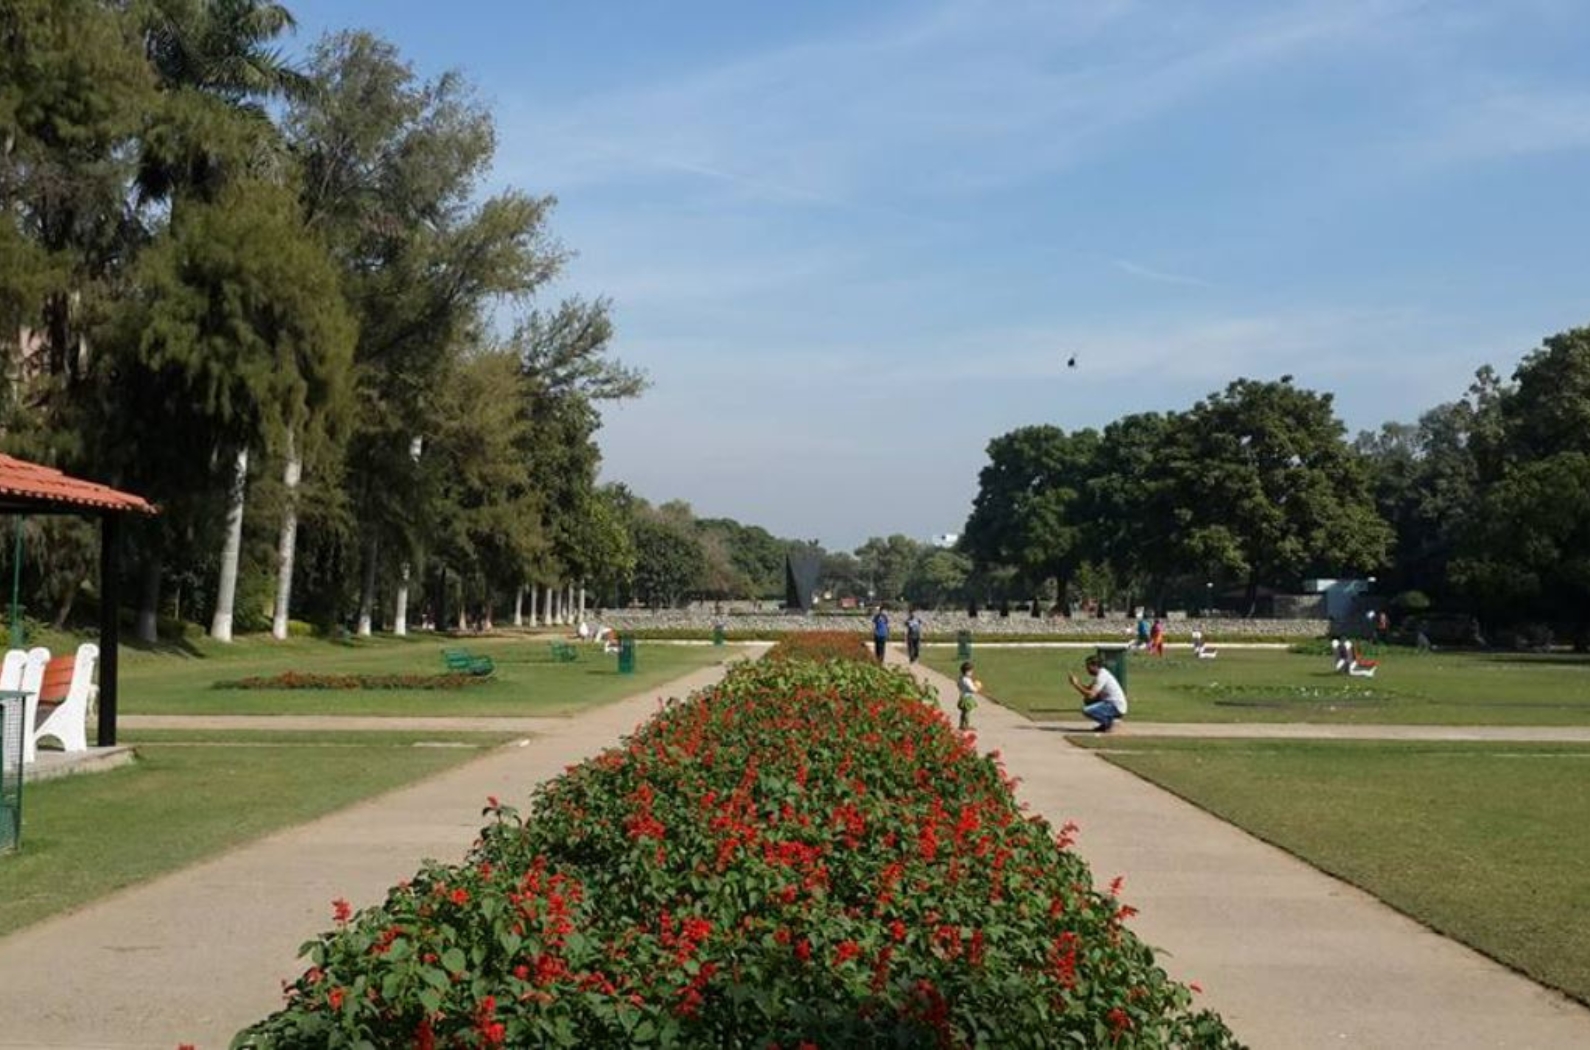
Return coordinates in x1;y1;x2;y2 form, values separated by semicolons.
0;453;156;515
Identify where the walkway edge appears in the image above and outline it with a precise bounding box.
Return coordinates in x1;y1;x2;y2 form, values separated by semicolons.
0;651;763;1050
895;653;1590;1049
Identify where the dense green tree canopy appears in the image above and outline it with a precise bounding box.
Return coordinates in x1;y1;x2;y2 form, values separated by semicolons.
962;425;1101;606
1166;379;1391;605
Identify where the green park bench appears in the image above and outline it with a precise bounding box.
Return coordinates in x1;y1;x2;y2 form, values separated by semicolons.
549;640;579;663
441;648;495;677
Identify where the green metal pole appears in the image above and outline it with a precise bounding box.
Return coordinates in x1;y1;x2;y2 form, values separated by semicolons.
9;516;23;648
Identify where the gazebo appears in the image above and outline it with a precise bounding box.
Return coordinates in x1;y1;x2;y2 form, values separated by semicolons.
0;454;156;746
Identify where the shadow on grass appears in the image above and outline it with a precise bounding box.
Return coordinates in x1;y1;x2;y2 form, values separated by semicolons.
118;634;207;659
1474;653;1590;668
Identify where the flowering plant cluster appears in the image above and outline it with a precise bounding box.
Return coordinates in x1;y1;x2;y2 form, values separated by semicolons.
236;657;1240;1048
214;672;491;691
766;629;872;664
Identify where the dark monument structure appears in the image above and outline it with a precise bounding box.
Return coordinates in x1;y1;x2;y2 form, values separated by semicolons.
784;548;821;613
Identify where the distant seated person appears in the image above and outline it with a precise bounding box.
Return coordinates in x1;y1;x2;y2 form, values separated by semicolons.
1191;628;1218;659
594;625;620;653
1416;628;1434;652
1335;638;1378;677
577;620;591;641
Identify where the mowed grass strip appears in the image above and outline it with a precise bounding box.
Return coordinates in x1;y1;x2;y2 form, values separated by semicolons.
118;634;735;717
1072;736;1590;1003
925;647;1590;725
0;732;515;938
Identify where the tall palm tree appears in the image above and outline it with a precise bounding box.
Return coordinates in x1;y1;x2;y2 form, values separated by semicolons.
144;0;310;107
137;0;310;203
135;1;319;642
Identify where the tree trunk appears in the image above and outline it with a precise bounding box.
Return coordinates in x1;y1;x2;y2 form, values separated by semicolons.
1245;574;1259;618
513;585;524;627
578;583;586;623
543;584;553;626
270;432;302;641
210;446;249;643
136;552;162;644
564;582;574;624
53;572;84;629
528;582;538;627
357;535;378;636
394;563;411;636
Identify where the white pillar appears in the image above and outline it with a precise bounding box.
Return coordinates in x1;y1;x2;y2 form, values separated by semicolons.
210;447;249;643
513;584;524;627
578;583;586;622
528;583;538;626
356;536;377;637
394;563;411;636
564;582;574;624
543;584;553;626
270;433;302;641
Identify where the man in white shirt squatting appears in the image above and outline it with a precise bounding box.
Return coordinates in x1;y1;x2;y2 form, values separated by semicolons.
1069;655;1128;733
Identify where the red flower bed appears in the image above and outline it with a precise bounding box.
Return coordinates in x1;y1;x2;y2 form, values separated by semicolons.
214;672;490;691
237;658;1238;1048
766;629;870;664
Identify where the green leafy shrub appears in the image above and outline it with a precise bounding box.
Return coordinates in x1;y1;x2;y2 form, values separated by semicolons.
237;657;1237;1048
1392;590;1432;613
286;619;315;639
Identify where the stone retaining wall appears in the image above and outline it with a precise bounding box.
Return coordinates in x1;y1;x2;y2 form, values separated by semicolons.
597;610;1328;638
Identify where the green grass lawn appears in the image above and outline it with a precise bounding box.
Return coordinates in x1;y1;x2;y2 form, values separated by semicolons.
0;730;517;937
1071;736;1590;1003
115;634;735;716
925;647;1590;725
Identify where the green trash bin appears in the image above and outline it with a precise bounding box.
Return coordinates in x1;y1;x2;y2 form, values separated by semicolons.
712;623;726;647
955;630;972;661
0;690;24;854
617;634;637;675
1094;644;1129;690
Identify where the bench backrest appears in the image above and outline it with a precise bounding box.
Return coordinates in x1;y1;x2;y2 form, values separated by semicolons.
38;655;74;705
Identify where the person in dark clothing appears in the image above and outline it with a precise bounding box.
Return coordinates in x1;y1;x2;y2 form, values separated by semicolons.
905;608;924;663
871;606;890;662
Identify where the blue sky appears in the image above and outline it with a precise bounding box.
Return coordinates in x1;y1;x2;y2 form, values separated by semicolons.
292;1;1590;549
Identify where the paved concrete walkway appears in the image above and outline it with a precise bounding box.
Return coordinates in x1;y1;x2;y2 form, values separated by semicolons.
896;654;1590;1048
1026;720;1590;742
0;652;762;1050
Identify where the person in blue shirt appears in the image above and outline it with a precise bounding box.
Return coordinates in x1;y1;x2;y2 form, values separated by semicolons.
871;606;890;662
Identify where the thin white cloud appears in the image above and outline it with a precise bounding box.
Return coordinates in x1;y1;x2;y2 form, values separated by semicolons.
1406;88;1590;166
495;0;1418;206
1112;258;1215;288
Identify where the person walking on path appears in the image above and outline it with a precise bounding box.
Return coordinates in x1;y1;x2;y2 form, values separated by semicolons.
1149;617;1166;657
1069;654;1128;732
871;606;890;663
956;660;981;731
905;608;925;663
